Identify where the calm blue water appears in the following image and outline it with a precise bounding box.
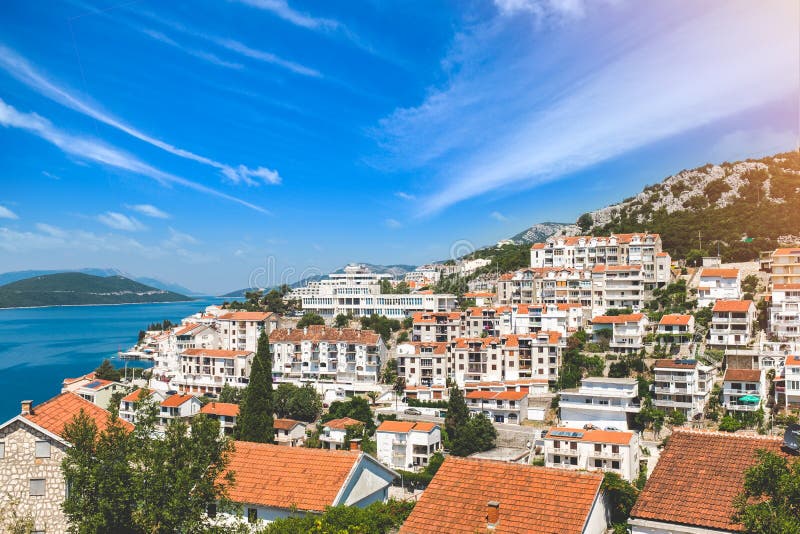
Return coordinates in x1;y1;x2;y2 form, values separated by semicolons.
0;299;221;421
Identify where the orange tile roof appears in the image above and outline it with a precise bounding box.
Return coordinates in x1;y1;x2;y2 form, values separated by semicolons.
62;371;96;387
399;457;602;534
658;314;692;326
78;378;115;390
544;427;634;445
377;420;416;433
712;300;753;312
774;283;800;290
592;264;642;273
466;390;527;401
200;402;239;417
182;348;251;358
25;393;132;437
723;369;762;382
631;430;786;531
225;441;361;512
700;268;740;278
773;248;800;256
217;312;273;321
273;418;304;431
411;422;438;432
121;388;153;403
174;322;200;336
270;325;381;345
464;292;496;298
654;359;697;370
785;355;800;366
452;337;500;349
405;342;448;355
161;393;197;408
592;313;645;324
324;417;363;430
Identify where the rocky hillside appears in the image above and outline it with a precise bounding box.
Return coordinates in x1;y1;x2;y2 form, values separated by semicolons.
509;222;575;244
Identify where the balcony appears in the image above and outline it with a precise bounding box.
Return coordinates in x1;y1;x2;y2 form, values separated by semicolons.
590;450;621;459
726;403;761;411
654;399;694;409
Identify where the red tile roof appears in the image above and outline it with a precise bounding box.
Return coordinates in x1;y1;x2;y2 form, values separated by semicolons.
25;393;132;437
270;325;381;345
713;300;753;312
654;359;697;370
723;369;762;382
592;313;645;324
273;418;304;431
631;430;786;532
217;312;273;321
465;390;527;401
121;388;153;403
200;402;239;417
161;393;198;408
700;268;740;279
181;348;252;358
773;248;800;256
324;417;363;430
377;420;416;433
404;342;448;355
544;427;635;445
225;441;361;512
399;457;602;534
774;283;800;290
785;355;800;366
659;314;692;326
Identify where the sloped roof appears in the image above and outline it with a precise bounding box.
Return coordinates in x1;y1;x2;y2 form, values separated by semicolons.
324;417;363;430
700;268;740;279
121;388;153;403
273;418;305;431
659;314;692;326
200;402;239;417
270;325;381;345
399;457;602;534
161;393;198;408
592;313;645;324
217;312;273;321
713;300;753;312
723;369;762;382
631;430;786;532
25;392;132;437
544;427;635;446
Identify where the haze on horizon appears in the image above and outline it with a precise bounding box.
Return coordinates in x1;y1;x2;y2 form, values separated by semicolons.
1;0;798;294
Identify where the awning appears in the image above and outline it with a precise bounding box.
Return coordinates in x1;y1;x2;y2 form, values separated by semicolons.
738;395;760;404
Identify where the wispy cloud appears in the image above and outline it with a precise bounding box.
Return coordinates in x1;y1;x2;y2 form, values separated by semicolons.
0;97;268;213
97;212;145;231
0;205;18;219
164;227;198;246
0;44;281;186
490;211;509;222
212;37;321;78
376;1;799;214
35;223;67;238
384;218;402;229
128;204;170;219
395;191;415;201
235;0;339;30
139;28;244;70
41;170;61;180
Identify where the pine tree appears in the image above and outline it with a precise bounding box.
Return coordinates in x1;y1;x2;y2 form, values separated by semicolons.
444;386;469;438
235;330;274;443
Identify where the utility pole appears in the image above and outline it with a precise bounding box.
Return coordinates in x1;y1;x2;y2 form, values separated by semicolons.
698;231;702;253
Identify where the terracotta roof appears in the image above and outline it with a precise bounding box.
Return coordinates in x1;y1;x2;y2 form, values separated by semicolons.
592;264;642;273
452;337;500;349
659;314;692;326
592;313;645;324
712;300;753;312
324;417;363;430
62;371;96;386
405;342;448;355
399;457;602;534
464;292;496;298
273;418;304;431
723;369;762;382
774;283;800;290
411;311;462;324
544;427;635;445
181;348;252;358
200;402;239;417
270;325;381;345
654;359;697;370
225;441;362;512
78;378;115;390
700;268;740;278
411;422;438;432
466;390;527;401
773;248;800;256
174;322;200;336
656;252;669;257
377;421;416;433
25;392;132;437
121;388;153;403
161;393;197;408
631;430;786;532
217;312;273;321
785;355;800;366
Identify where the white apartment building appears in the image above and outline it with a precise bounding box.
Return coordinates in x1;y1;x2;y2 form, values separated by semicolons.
119;388;167;424
396;342;448;387
402;385;449;402
159;393;202;426
721;368;766;413
273;419;307;447
697;268;742;307
653;359;716;418
217;311;276;352
463;378;549;396
404;266;441;286
709;300;756;348
290;264;457;318
463;291;496;307
510;303;584;336
590;313;649;353
71;379;125;410
558;377;642;431
376;421;442;471
462;306;513;338
199;402;239;436
769;248;800;286
320;417;363;450
411;311;463;342
537;268;594;306
449;337;503;386
591;264;646;316
270;326;385;383
769;284;800;343
543;427;640;482
173;348;254;395
783;355;800;412
501;332;563;382
465;389;529;424
175;322;220;352
656;314;695;344
497;268;538;304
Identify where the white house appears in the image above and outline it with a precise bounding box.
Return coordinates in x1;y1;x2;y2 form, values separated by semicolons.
223;442;396;526
119;388;167;424
721;368;766;413
320;417;363;450
173;348;254;396
769;283;800;343
591;264;646;316
159;393;202;427
465;390;528;424
511;303;584;337
653;359;716;419
783;354;800;412
709;300;756;348
70;378;125;410
216;311;276;352
411;311;463;343
656;314;695;344
175;322;220;352
543;427;640;482
273;418;307;447
396;342;448;387
558;377;642;431
199;402;239;436
375;420;442;471
697;268;742;307
590;313;649;353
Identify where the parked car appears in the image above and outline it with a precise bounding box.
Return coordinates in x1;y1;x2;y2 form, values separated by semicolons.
404;408;422;415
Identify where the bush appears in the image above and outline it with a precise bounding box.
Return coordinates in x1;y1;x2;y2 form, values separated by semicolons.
407;398;449;409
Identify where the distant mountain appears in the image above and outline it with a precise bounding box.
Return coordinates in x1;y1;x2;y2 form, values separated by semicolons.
0;268;200;296
329;263;416;277
509;222;575;244
0;273;192;308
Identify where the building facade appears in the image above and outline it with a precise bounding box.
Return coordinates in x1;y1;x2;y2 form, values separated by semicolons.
543;427;640;482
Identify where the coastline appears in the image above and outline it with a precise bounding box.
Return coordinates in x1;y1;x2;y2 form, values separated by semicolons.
0;298;218;311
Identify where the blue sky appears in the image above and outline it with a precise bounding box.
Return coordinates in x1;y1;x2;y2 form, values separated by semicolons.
0;0;797;294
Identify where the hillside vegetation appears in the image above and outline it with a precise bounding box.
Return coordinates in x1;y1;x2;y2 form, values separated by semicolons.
0;273;191;308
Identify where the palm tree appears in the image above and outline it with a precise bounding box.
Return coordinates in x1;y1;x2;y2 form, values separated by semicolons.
366;390;379;406
393;377;406;413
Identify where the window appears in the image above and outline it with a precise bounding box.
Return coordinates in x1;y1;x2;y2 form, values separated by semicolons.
35;441;51;459
594;459;603;467
30;478;45;496
554;455;561;463
207;503;217;518
594;444;602;453
570;456;578;466
612;461;620;469
247;508;258;523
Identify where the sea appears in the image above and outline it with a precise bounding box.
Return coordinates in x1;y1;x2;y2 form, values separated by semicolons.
0;298;221;421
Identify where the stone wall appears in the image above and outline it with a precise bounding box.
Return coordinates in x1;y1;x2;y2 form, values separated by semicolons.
0;420;69;534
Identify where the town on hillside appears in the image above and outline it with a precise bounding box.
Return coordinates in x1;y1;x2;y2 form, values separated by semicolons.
2;233;800;533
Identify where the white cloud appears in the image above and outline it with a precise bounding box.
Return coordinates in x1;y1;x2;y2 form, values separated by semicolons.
139;28;244;70
0;97;268;213
709;128;799;163
376;1;799;215
212;38;321;78
222;165;282;185
490;211;509;222
35;223;67;238
0;44;281;187
234;0;339;30
385;218;402;229
97;212;145;232
128;204;170;219
164;227;199;246
494;0;592;19
41;171;60;180
395;191;416;200
0;205;18;219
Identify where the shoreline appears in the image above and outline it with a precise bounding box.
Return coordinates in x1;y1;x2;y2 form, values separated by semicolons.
0;298;214;311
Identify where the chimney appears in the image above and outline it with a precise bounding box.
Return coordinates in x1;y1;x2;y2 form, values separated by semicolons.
303;326;308;335
349;438;362;451
486;501;500;529
21;400;33;416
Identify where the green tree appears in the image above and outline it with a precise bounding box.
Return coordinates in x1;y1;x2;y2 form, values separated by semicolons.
602;472;639;527
382;359;398;384
262;499;415;533
732;450;800;533
444;386;469;438
94;359;121;382
718;415;743;432
366;390;380;405
236;331;274;443
262;289;287;314
333;313;350;328
451;413;496;457
577;213;594;232
324;396;375;433
666;409;687;427
273;383;298;419
286;385;322;422
297;312;325;328
218;383;243;404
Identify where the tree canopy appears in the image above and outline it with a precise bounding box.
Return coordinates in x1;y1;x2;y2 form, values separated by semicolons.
733;450;800;533
235;331;275;443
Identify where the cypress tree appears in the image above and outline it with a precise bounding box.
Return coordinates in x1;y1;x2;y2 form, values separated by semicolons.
444;385;469;438
235;330;274;443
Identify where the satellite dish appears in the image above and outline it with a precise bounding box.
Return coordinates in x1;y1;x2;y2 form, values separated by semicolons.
783;424;800;453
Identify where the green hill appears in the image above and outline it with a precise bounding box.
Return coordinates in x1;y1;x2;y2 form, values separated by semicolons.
0;273;192;308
